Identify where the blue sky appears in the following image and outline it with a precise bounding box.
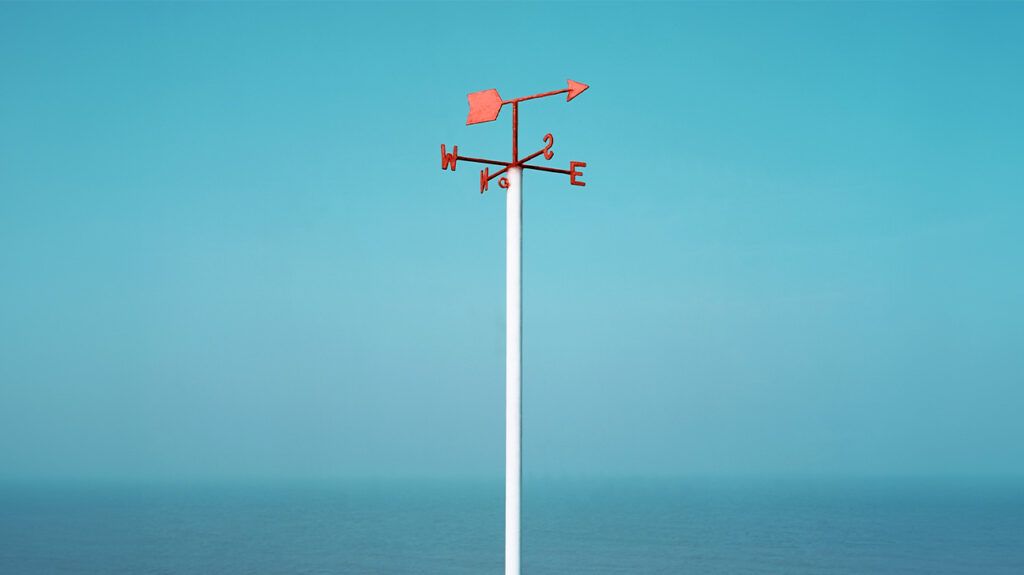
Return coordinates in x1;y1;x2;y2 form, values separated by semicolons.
1;2;1022;481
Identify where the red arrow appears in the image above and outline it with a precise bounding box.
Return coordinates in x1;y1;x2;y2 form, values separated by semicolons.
565;80;589;102
509;78;589;104
466;79;589;125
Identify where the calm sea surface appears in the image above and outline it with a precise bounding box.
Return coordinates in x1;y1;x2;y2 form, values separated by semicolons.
1;478;1021;574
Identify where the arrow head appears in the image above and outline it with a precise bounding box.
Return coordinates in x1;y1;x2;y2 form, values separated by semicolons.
466;89;504;125
566;79;589;102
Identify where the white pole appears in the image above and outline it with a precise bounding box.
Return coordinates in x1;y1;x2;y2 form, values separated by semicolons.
505;166;522;575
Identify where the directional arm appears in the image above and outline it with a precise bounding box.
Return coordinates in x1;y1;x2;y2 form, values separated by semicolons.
507;79;589;104
521;161;587;186
466;80;589;125
458;155;510;167
516;133;555;166
440;144;509;171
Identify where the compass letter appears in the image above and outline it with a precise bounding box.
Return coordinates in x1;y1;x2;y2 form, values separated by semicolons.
441;144;458;171
570;161;586;186
543;133;554;160
479;167;489;193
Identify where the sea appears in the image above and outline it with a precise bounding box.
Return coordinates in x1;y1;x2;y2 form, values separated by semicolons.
1;477;1021;574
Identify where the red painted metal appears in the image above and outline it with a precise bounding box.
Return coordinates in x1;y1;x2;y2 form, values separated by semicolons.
444;79;589;193
506;79;589;104
458;155;510;167
521;164;569;175
519;161;584;186
480;165;511;193
566;80;589;102
516;134;553;166
467;89;504;125
569;161;587;186
480;168;490;193
488;166;509;181
512;102;519;163
441;144;458;171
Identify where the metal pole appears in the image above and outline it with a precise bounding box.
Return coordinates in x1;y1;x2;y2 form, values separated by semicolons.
505;166;522;575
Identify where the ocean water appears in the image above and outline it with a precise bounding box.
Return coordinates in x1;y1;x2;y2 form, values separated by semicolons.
1;478;1021;574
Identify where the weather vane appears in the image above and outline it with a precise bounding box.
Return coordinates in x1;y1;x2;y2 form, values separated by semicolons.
439;79;590;575
440;78;589;192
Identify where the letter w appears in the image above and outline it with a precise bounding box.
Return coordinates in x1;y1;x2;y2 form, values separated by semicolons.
441;144;458;171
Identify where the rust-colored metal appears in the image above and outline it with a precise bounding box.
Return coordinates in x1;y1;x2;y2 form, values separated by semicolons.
569;161;587;186
443;79;589;193
521;164;569;175
480;165;511;193
505;79;590;104
516;134;554;166
458;155;510;167
467;89;504;125
441;144;458;170
480;168;490;193
512;102;519;163
488;165;509;181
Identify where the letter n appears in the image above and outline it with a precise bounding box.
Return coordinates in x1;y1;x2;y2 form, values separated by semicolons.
480;168;489;193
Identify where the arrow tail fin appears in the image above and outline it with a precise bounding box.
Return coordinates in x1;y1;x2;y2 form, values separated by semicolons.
466;89;504;125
